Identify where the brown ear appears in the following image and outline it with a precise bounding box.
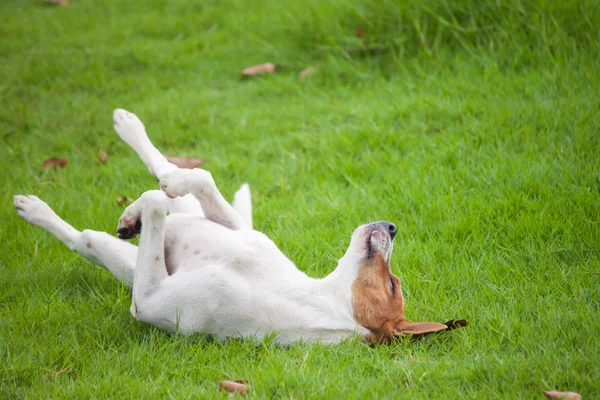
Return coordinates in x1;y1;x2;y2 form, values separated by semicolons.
364;319;468;345
393;321;449;339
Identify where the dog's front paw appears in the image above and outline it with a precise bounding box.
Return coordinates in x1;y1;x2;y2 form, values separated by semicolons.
159;169;215;199
113;109;148;147
160;169;217;198
159;169;190;199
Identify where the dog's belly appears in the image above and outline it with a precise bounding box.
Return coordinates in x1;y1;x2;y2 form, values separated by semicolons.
162;214;285;275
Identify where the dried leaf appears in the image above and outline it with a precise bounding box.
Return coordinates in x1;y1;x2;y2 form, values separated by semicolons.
219;380;247;395
299;67;316;79
543;391;582;400
165;156;203;169
241;63;277;76
46;0;68;5
116;197;133;207
43;157;68;169
99;151;108;163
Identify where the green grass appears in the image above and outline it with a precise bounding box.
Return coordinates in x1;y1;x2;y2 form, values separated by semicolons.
1;0;599;398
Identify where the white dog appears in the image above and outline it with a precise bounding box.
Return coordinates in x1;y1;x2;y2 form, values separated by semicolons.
14;109;465;345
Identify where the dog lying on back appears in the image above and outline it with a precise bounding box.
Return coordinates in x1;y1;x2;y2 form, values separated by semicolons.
14;109;465;344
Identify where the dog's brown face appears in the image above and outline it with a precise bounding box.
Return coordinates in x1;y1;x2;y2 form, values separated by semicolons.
343;222;448;343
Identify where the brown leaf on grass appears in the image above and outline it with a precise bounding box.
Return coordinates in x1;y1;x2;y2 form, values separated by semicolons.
165;156;203;169
43;157;68;169
99;151;108;163
241;63;277;76
116;197;133;207
356;27;365;38
543;391;582;400
299;67;316;79
46;0;68;5
219;380;248;395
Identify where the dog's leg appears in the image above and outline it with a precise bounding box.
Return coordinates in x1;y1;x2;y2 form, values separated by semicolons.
14;195;137;287
112;108;201;215
116;190;169;317
159;169;247;230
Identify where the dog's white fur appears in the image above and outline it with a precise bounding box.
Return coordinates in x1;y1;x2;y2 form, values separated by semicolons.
14;110;451;344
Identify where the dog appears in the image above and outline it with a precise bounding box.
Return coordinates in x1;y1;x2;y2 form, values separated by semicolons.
14;109;466;345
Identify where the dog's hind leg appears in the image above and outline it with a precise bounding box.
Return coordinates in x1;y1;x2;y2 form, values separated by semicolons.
112;108;202;215
14;195;137;287
116;190;169;318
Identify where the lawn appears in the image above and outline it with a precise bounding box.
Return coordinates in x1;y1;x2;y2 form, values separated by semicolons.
1;0;599;398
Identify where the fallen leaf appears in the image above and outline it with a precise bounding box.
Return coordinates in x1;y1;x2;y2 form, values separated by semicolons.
299;67;316;79
219;380;247;395
356;27;365;38
116;197;133;207
241;63;277;76
46;0;68;5
165;156;203;169
99;151;108;163
543;391;582;400
43;157;68;169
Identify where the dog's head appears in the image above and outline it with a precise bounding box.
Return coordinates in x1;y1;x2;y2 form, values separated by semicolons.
338;221;448;343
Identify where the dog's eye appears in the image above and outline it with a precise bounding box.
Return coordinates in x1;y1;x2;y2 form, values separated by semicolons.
389;276;395;294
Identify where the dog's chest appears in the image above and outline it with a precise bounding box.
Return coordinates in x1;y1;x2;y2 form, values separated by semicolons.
161;214;286;275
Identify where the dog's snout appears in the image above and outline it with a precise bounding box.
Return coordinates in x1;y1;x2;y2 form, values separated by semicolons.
371;221;397;239
387;223;397;239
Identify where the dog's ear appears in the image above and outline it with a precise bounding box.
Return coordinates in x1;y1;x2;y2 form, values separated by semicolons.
364;319;468;344
442;319;468;331
393;319;468;339
392;320;449;338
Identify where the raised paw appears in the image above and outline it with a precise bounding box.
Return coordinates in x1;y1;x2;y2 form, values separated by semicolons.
116;218;141;240
116;191;167;239
14;195;58;227
159;169;215;199
117;197;143;239
113;109;149;149
159;169;189;199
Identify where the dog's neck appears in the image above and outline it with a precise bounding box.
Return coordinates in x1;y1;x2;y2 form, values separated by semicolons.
265;258;368;344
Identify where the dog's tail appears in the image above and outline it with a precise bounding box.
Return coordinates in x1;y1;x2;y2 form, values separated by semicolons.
233;183;252;229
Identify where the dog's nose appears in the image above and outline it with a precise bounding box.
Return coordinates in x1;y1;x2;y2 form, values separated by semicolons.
387;223;397;239
371;221;397;240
